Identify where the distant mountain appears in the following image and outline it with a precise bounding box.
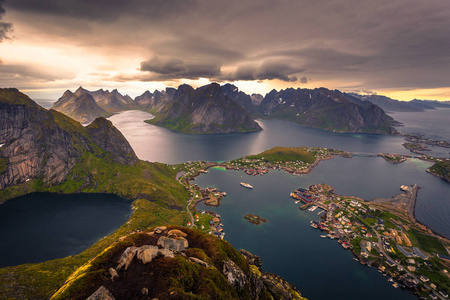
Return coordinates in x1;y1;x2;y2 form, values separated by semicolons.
134;88;176;113
251;93;264;106
0;88;138;193
52;87;137;123
147;83;262;134
221;83;254;113
259;88;398;134
409;99;450;109
52;90;111;124
348;93;432;112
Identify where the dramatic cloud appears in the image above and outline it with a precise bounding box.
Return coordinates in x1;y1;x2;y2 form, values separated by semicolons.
140;55;222;80
0;0;12;41
2;0;450;99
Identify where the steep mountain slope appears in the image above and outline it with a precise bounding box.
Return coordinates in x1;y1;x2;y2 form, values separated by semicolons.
259;88;398;134
134;88;176;113
52;91;111;124
52;87;137;123
348;93;432;112
221;83;255;113
147;83;262;134
51;226;306;300
0;88;137;195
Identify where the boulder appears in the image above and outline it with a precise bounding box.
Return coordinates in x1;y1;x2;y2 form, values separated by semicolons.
86;286;115;300
223;260;247;293
108;268;119;282
157;236;186;252
142;288;149;295
167;229;187;238
116;246;139;270
158;248;175;258
189;257;210;268
178;237;189;248
136;245;159;264
154;226;167;234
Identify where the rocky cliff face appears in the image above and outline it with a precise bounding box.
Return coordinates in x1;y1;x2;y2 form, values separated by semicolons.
0;88;138;193
259;87;398;134
148;83;262;134
51;226;306;300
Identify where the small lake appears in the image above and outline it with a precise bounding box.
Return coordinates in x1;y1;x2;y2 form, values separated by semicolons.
0;193;132;268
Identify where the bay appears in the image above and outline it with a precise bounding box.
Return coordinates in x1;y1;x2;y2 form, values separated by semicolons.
195;167;417;300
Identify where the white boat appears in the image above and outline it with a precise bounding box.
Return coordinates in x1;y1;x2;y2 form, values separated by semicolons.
320;235;327;238
240;182;253;189
309;205;318;212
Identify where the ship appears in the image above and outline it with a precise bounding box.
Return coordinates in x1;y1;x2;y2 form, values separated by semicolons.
240;182;253;189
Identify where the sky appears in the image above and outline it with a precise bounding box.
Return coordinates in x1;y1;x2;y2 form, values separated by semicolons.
0;0;450;101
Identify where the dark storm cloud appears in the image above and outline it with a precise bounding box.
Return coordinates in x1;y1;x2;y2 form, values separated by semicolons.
4;0;450;91
0;0;12;41
6;0;197;22
219;60;303;82
140;55;222;80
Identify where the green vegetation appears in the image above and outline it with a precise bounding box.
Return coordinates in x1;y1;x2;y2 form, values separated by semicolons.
412;229;448;255
0;88;40;108
244;214;267;225
50;226;305;300
247;146;316;164
429;160;450;182
0;156;8;174
0;155;191;299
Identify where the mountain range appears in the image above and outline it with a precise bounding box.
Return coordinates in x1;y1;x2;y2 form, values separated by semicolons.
258;88;398;134
50;83;450;135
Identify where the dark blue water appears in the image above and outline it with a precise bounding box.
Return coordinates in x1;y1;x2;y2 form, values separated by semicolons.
0;193;131;267
108;110;409;163
109;110;450;237
195;167;417;300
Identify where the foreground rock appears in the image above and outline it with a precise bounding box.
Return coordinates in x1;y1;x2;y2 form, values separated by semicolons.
52;226;306;300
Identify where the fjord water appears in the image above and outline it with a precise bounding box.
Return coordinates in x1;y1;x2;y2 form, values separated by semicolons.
107;109;448;299
0;193;131;268
108;109;450;237
195;167;417;300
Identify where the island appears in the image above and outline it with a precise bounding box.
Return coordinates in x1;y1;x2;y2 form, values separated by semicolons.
244;214;267;225
403;142;431;155
378;153;409;164
427;160;450;182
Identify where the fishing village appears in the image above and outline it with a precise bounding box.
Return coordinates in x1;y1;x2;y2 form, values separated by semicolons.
291;183;450;300
175;147;450;299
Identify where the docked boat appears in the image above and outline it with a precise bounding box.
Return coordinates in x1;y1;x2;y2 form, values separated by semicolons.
320;235;327;238
240;182;253;189
295;200;301;204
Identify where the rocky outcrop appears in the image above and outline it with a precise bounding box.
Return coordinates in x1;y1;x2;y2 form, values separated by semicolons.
0;88;138;193
51;226;306;300
86;286;115;300
259;87;398;134
147;83;262;134
85;117;138;165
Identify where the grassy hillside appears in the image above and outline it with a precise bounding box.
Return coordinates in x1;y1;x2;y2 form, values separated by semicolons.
246;147;317;164
0;158;190;299
428;160;450;182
